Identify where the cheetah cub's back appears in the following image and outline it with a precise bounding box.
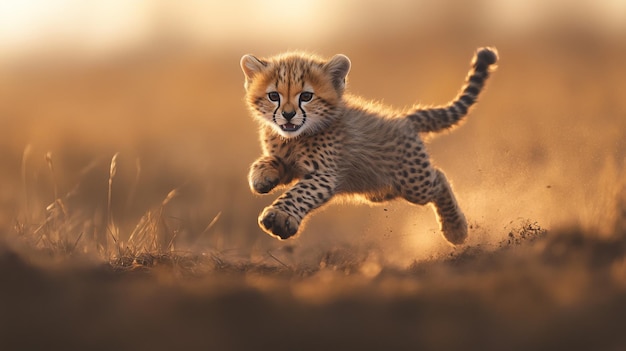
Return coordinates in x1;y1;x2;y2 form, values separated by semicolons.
240;48;498;245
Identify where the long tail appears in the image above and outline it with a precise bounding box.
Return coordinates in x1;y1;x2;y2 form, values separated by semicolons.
408;47;498;133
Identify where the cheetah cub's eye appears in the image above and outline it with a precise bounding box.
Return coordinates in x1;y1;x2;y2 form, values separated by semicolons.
299;92;313;102
268;92;280;102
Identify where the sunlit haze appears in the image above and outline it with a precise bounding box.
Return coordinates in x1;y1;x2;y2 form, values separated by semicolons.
1;1;626;348
1;0;625;61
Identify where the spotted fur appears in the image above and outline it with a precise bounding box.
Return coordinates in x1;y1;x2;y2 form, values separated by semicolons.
240;48;498;244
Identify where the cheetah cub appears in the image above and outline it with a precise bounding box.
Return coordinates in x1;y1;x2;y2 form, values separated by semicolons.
240;48;497;245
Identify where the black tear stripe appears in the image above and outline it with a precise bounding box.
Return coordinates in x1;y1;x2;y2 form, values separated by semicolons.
298;97;308;120
272;98;281;124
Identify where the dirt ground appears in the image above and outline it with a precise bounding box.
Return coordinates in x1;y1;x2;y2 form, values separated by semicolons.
1;224;626;351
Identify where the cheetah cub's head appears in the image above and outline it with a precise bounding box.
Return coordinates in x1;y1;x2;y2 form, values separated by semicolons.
240;52;351;138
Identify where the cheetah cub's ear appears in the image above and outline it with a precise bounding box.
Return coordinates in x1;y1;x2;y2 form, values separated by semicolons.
240;55;267;89
324;54;351;92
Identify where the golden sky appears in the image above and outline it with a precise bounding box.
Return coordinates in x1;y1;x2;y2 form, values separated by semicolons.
0;0;624;61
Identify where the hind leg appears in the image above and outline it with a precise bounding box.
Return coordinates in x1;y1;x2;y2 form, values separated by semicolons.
431;169;467;245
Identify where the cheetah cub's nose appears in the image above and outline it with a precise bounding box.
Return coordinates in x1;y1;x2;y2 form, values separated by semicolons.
282;110;296;120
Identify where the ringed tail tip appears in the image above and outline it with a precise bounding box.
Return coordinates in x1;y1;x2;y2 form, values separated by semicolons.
474;47;498;68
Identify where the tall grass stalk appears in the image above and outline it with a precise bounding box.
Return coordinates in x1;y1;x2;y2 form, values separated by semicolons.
107;152;120;256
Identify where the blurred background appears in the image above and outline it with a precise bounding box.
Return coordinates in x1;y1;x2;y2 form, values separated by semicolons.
1;0;625;265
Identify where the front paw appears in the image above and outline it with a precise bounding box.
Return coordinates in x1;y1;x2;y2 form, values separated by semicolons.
251;176;279;194
258;207;300;240
249;166;280;194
